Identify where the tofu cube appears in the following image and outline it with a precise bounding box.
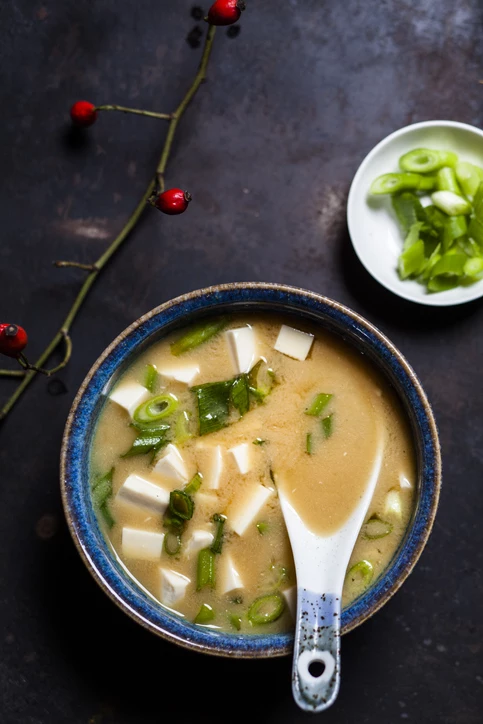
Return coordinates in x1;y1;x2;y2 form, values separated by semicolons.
122;527;165;561
153;444;190;485
399;473;413;489
160;568;191;607
196;444;224;490
229;484;273;536
385;489;403;518
158;365;200;386
196;493;220;510
282;586;297;619
185;529;215;557
109;381;150;417
219;554;244;595
274;325;314;361
229;443;251;475
225;326;258;374
116;474;170;515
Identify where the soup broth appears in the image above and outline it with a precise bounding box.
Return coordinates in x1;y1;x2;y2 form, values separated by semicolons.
91;313;416;633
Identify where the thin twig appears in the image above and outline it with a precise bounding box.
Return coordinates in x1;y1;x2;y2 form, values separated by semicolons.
95;104;172;120
54;261;98;271
0;369;26;378
0;26;217;423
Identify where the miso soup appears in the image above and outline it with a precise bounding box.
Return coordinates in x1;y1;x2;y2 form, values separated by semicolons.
90;314;416;633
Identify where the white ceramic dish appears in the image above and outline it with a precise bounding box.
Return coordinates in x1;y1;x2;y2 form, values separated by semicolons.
347;120;483;307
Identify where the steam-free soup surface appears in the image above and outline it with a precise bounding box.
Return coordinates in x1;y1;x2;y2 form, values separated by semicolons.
91;313;416;633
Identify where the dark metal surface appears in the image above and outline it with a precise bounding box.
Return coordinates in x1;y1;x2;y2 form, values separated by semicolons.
0;1;482;722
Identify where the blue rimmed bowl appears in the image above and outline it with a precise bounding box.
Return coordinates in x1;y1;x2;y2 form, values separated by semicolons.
60;282;441;658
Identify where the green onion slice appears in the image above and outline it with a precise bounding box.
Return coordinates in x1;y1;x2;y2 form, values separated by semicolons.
91;468;114;508
211;513;227;554
121;429;168;458
133;393;179;424
306;433;313;455
399;148;457;174
191;380;232;436
229;613;242;631
194;603;215;625
174;410;192;445
256;521;269;535
185;472;203;496
321;413;333;439
253;438;266;446
305;392;333;416
230;374;250;416
248;592;285;625
170;318;226;356
436;166;461;195
362;514;393;540
169;490;194;521
347;559;374;586
144;364;157;392
455;161;483;199
197;548;216;590
248;360;276;401
164;531;182;556
391;193;427;234
431;190;472;216
370;172;436;195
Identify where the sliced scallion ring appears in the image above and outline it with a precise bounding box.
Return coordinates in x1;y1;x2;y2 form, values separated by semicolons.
346;559;374;586
362;514;393;540
248;592;285;625
133;393;179;424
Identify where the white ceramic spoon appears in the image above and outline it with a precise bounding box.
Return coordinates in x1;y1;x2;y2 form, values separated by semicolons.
278;430;385;713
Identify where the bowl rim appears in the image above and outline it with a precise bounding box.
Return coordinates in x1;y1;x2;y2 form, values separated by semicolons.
60;282;442;658
347;119;483;307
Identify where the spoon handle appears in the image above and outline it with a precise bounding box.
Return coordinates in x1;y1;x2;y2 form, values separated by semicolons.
292;589;341;713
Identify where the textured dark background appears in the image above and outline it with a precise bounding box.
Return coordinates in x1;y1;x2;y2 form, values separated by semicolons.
1;1;482;722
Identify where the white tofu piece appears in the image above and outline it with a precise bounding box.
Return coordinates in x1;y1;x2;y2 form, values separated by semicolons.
219;554;244;595
116;474;170;515
225;326;258;374
399;473;413;489
197;444;224;489
185;529;215;557
160;568;190;607
153;444;190;484
158;365;200;386
385;489;403;518
229;443;251;475
274;324;314;361
196;493;220;510
122;527;164;561
230;484;273;536
282;586;297;620
109;381;150;417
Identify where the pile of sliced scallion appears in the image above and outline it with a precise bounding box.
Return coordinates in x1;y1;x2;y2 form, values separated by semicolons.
370;148;483;292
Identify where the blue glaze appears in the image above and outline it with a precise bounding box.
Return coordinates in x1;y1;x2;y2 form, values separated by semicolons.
61;283;441;658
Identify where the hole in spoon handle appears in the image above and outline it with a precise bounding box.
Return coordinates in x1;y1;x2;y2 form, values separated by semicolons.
292;590;341;713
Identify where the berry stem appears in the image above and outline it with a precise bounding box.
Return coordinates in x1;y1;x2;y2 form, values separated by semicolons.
95;104;172;120
0;369;26;378
54;261;99;271
0;26;218;423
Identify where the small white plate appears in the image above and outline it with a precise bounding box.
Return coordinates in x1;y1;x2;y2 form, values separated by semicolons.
347;120;483;306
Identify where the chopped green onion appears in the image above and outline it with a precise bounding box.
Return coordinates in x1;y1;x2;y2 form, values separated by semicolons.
269;563;289;589
468;217;483;248
253;438;266;446
321;413;334;439
144;364;157;393
197;548;216;590
442;216;467;252
164;531;182;555
305;392;333;417
185;472;203;495
191;380;232;436
99;503;115;529
398;239;426;279
431;190;472;216
427;276;460;293
169;490;194;521
399;148;457;174
174;410;192;445
362;514;393;540
455;161;483;199
194;603;215;625
230;374;250;416
91;468;114;508
256;521;269;535
464;257;483;278
163;511;185;530
133;393;179;424
391;193;426;234
370;172;436;195
430;252;467;278
346;559;374;586
211;513;227;554
248;592;285;625
170;318;226;356
473;182;483;220
306;433;313;455
121;429;169;457
436;166;461;195
229;613;242;631
248;360;276;401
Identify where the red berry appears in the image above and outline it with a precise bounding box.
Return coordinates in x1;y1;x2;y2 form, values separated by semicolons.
70;101;98;128
207;0;246;26
154;189;192;215
0;324;28;358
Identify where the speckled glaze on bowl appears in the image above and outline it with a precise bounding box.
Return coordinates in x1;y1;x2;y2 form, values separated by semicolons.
60;283;441;659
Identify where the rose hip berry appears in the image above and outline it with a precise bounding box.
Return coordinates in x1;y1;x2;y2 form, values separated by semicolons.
0;324;28;358
154;189;192;215
70;101;98;127
207;0;246;26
